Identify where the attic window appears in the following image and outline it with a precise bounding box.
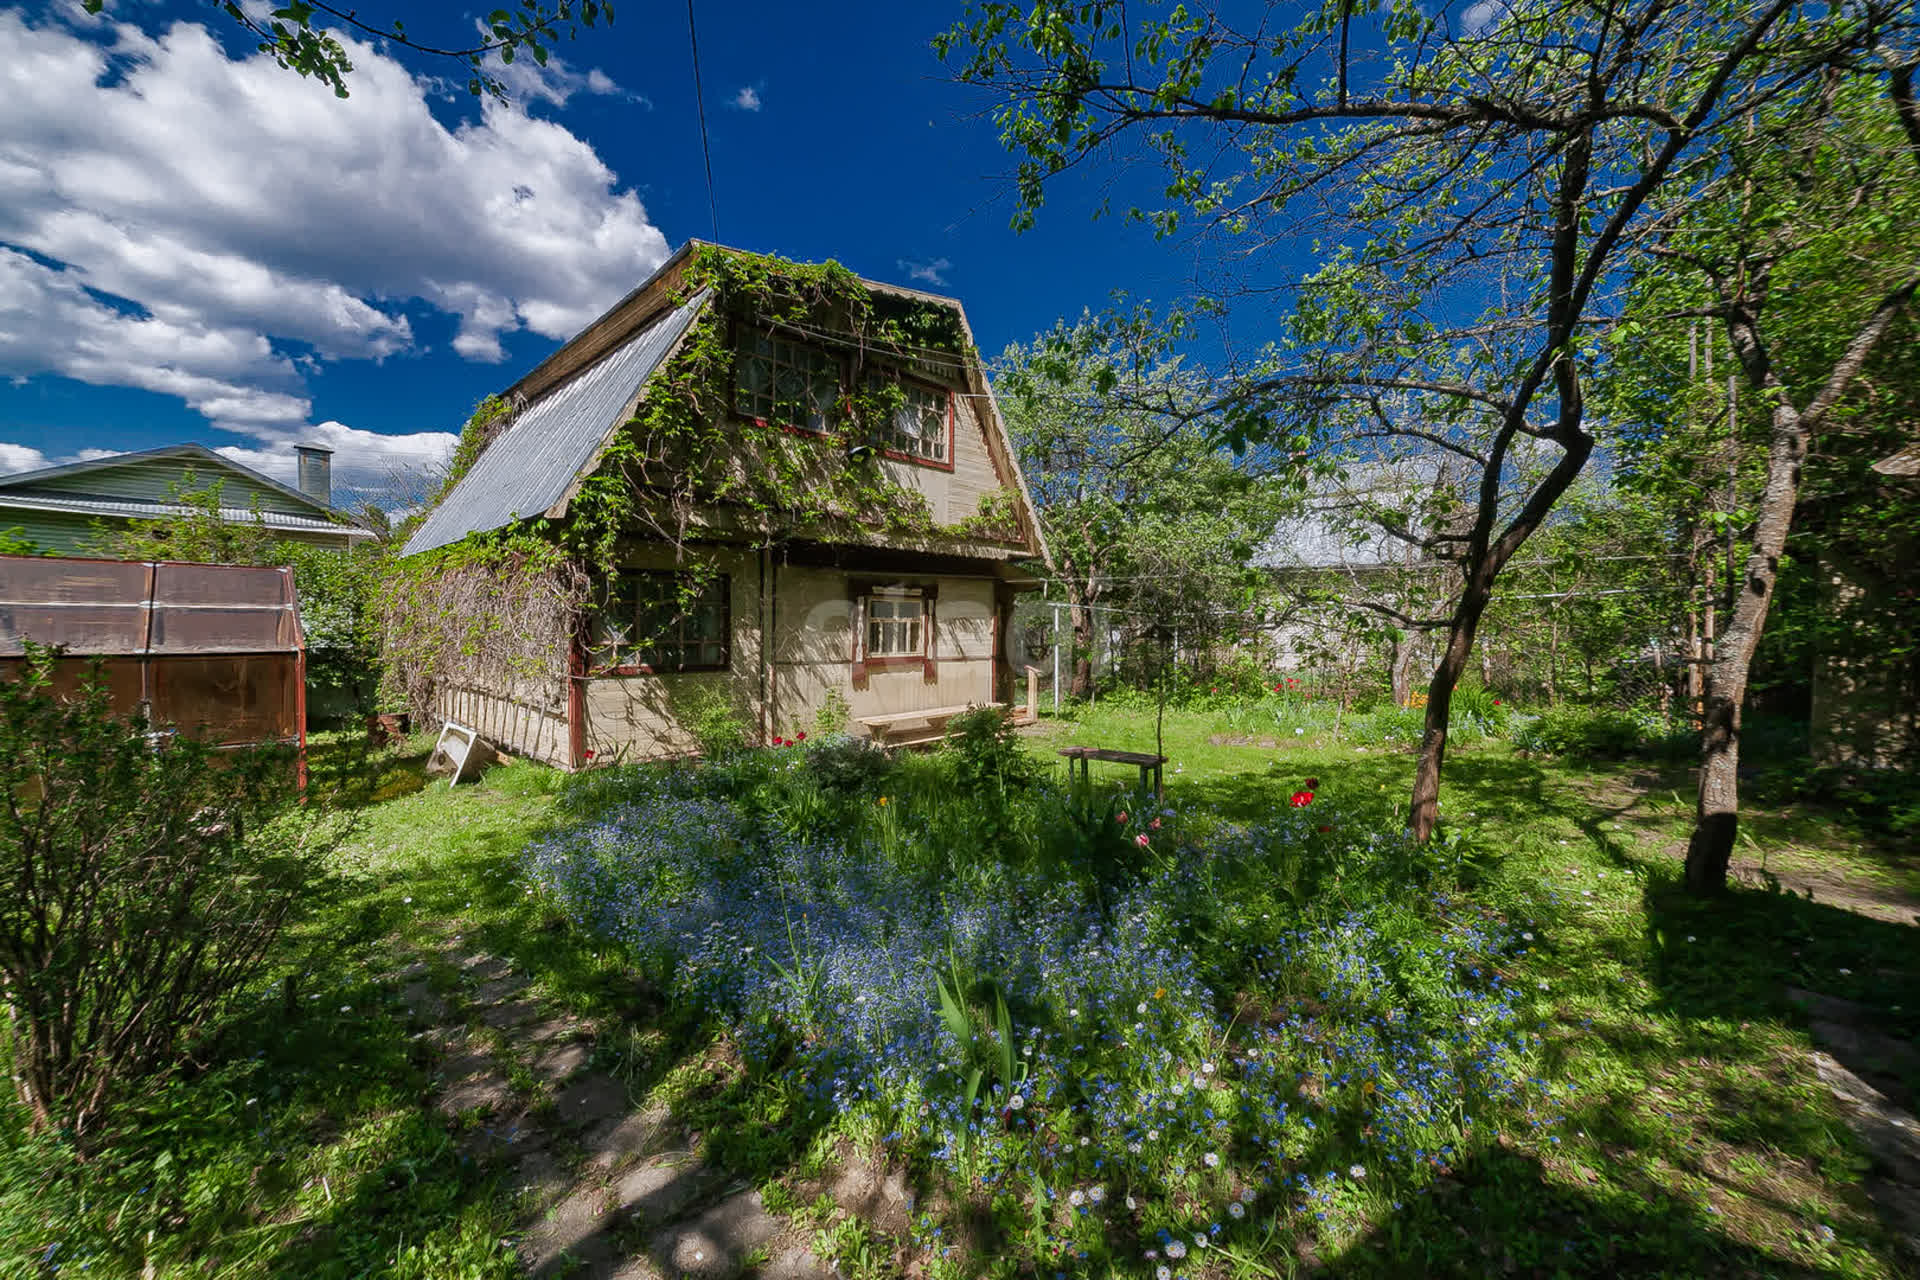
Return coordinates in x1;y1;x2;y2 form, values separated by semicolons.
871;377;950;465
734;331;839;433
589;571;729;674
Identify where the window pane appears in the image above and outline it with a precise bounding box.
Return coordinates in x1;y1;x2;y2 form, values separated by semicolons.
600;572;727;671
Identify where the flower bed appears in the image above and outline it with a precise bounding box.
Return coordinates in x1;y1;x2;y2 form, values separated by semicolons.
524;747;1564;1272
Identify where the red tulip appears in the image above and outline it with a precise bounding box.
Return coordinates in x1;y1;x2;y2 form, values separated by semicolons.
796;731;808;741
1290;790;1315;808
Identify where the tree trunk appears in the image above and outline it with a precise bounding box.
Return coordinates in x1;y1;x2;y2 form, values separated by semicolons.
1686;396;1806;891
1409;590;1491;842
1389;630;1419;707
1069;603;1095;698
1685;273;1916;892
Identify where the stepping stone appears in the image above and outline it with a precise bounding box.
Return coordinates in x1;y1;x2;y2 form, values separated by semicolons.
481;998;543;1030
830;1154;913;1238
460;1106;552;1161
1787;986;1883;1024
1811;1051;1920;1186
476;975;530;1003
438;1047;497;1081
439;1072;515;1117
509;1148;571;1206
534;1041;592;1085
460;952;508;978
527;1014;592;1044
615;1154;721;1226
522;1186;615;1276
651;1189;782;1278
584;1105;677;1171
400;980;448;1024
761;1246;836;1280
554;1074;631;1131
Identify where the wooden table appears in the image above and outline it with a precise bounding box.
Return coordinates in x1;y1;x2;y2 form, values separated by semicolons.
1058;746;1167;798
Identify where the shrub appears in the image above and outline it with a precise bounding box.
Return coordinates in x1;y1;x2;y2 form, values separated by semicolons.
803;732;895;795
0;649;329;1147
1511;706;1691;759
677;684;751;758
945;704;1036;796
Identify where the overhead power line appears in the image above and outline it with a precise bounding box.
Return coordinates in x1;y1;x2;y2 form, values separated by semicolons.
686;0;719;240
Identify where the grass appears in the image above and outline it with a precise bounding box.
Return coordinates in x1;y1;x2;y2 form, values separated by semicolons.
2;710;1914;1278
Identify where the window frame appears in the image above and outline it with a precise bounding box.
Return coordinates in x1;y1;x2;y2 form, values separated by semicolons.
729;318;846;439
862;589;928;664
860;369;956;471
587;570;731;676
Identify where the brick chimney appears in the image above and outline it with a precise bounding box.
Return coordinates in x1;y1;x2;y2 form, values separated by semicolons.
294;445;332;508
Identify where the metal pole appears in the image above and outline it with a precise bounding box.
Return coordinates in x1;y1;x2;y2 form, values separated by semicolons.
1052;602;1061;713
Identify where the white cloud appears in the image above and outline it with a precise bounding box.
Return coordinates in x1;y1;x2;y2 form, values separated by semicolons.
473;19;628;109
214;420;458;507
897;257;953;287
1459;1;1507;36
731;85;761;111
0;443;51;475
0;10;670;439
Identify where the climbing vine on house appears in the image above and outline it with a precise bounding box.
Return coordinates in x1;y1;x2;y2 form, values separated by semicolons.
382;247;1022;720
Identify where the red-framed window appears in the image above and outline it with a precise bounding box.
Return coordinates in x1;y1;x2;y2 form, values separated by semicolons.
733;330;840;434
587;571;729;674
869;374;953;467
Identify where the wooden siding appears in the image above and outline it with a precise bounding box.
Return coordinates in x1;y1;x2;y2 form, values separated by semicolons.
769;566;995;736
25;457;322;517
0;509;103;556
0;507;353;556
577;546;765;764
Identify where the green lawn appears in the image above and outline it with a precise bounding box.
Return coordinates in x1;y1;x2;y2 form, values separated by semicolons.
4;710;1914;1278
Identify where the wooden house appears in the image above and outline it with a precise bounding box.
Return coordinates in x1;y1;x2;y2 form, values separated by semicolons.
395;243;1050;766
0;443;369;556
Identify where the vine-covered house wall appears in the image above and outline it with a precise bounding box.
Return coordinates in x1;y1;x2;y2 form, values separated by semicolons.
389;242;1050;767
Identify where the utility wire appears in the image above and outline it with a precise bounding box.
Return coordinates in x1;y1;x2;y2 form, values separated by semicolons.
686;0;719;240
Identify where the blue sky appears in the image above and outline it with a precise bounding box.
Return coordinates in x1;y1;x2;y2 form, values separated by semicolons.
0;0;1224;507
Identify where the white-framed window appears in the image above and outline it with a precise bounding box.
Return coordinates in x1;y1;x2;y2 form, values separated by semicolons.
864;592;925;658
734;331;840;432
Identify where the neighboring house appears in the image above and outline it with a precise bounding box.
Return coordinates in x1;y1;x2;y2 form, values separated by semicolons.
397;241;1050;766
0;443;371;555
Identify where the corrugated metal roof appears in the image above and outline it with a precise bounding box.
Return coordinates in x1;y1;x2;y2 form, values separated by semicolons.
402;291;708;558
0;493;372;539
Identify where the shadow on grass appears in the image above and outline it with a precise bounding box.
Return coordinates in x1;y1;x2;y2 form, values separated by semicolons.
1327;1141;1836;1278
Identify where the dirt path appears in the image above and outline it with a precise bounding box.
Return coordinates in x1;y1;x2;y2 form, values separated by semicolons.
392;933;834;1280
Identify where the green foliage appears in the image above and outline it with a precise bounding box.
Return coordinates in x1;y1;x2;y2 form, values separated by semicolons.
945;704;1037;796
0;648;331;1147
91;469;277;565
813;686;851;737
0;527;40;557
802;732;895;795
1510;706;1693;761
143;0;615;101
677;682;750;759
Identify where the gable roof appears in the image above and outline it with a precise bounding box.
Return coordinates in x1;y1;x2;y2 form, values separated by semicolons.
400;243;1052;568
401;290;710;558
0;443;371;542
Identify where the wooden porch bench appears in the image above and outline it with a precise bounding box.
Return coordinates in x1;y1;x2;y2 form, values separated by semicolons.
1057;745;1168;799
859;702;1004;748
